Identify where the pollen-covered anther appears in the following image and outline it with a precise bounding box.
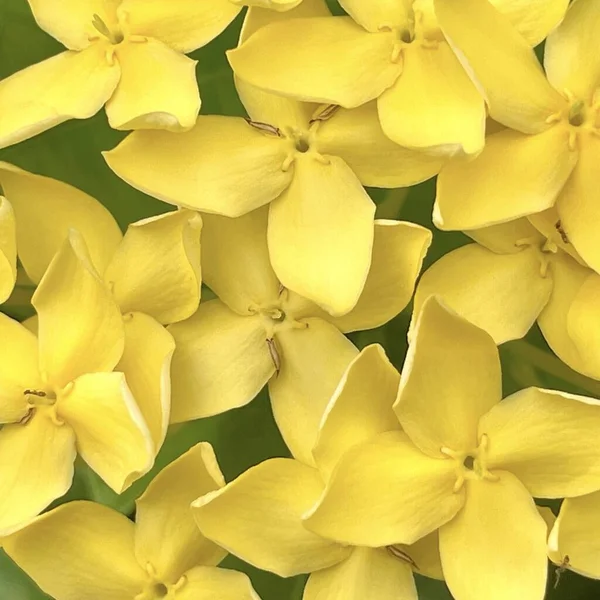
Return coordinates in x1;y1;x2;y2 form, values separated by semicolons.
91;13;124;45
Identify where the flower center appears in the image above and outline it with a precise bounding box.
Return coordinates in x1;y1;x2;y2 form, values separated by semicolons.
294;136;310;153
568;100;586;127
441;434;497;492
19;388;64;426
153;584;168;598
92;13;124;45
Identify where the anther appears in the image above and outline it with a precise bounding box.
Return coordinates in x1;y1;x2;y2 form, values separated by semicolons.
555;220;569;244
281;154;295;172
388;545;420;570
244;118;281;137
266;338;281;375
173;575;187;592
453;475;465;493
19;407;36;425
391;43;403;64
568;130;578;151
309;104;340;125
545;113;562;125
24;389;46;397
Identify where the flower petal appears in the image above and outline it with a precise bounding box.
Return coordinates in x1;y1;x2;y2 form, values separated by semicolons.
549;492;600;579
3;501;146;600
104;116;292;216
556;137;600;274
116;312;175;451
332;220;432;333
406;530;444;580
228;17;400;108
121;0;241;53
304;547;417;600
439;471;547;600
411;243;552;344
107;39;199;131
174;566;260;600
0;407;76;536
27;0;116;50
490;0;569;46
339;0;413;31
135;443;226;583
32;230;124;389
0;162;122;283
192;458;350;577
168;301;274;422
313;345;401;477
378;43;485;155
434;127;577;231
396;296;501;458
0;313;42;423
268;318;358;466
268;154;375;316
57;372;154;493
0;197;16;303
316;102;444;187
305;431;465;547
481;387;600;498
468;218;543;254
434;0;565;132
0;45;120;149
105;209;202;324
201;208;280;316
544;0;600;101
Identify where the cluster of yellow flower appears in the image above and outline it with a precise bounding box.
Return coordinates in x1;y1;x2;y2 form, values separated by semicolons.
0;0;599;599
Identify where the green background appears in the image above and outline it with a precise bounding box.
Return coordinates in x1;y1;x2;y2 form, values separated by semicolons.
1;1;599;598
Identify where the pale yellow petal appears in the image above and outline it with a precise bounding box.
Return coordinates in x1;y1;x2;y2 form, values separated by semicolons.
439;471;548;600
338;0;413;31
0;46;120;149
411;243;552;344
0;162;122;283
0;196;16;303
304;547;417;600
228;18;400;108
268;154;375;316
378;43;485;155
0;407;76;536
268;318;358;466
0;313;42;423
3;501;146;600
107;39;199;131
135;443;226;583
57;372;154;493
121;0;241;53
104;116;292;216
105;209;202;324
201;208;280;316
556;136;600;274
174;566;260;600
467;218;543;254
192;458;350;577
305;431;465;547
490;0;569;46
481;387;600;498
544;0;600;101
116;313;175;451
316;102;444;187
396;296;501;458
332;221;432;333
434;0;566;132
550;492;600;579
32;230;124;389
168;301;274;422
434;127;577;231
313;345;401;477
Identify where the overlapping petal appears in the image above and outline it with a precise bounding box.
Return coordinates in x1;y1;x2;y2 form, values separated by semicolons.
105;209;202;324
481;387;600;498
104;116;292;216
169;301;274;422
0;197;16;303
268;154;375;316
3;501;146;600
396;297;501;458
193;458;350;577
305;431;465;547
0;45;120;150
174;566;261;600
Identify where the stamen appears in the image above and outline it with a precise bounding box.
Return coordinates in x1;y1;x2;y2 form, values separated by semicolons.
568;130;578;151
555;220;569;244
281;153;295;172
554;555;570;589
453;474;465;493
266;338;281;375
172;575;187;592
19;407;36;425
309;104;340;125
388;545;420;570
391;43;403;64
421;39;439;50
244;118;281;137
545;112;562;125
24;389;46;397
92;14;112;39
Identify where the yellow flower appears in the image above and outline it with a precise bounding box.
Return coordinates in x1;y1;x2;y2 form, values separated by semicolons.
0;195;16;304
0;0;260;148
434;0;600;274
548;490;600;581
168;206;431;465
0;231;154;535
2;442;261;600
227;0;566;155
193;345;443;600
411;214;600;381
304;297;600;600
104;0;441;316
0;162;203;451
